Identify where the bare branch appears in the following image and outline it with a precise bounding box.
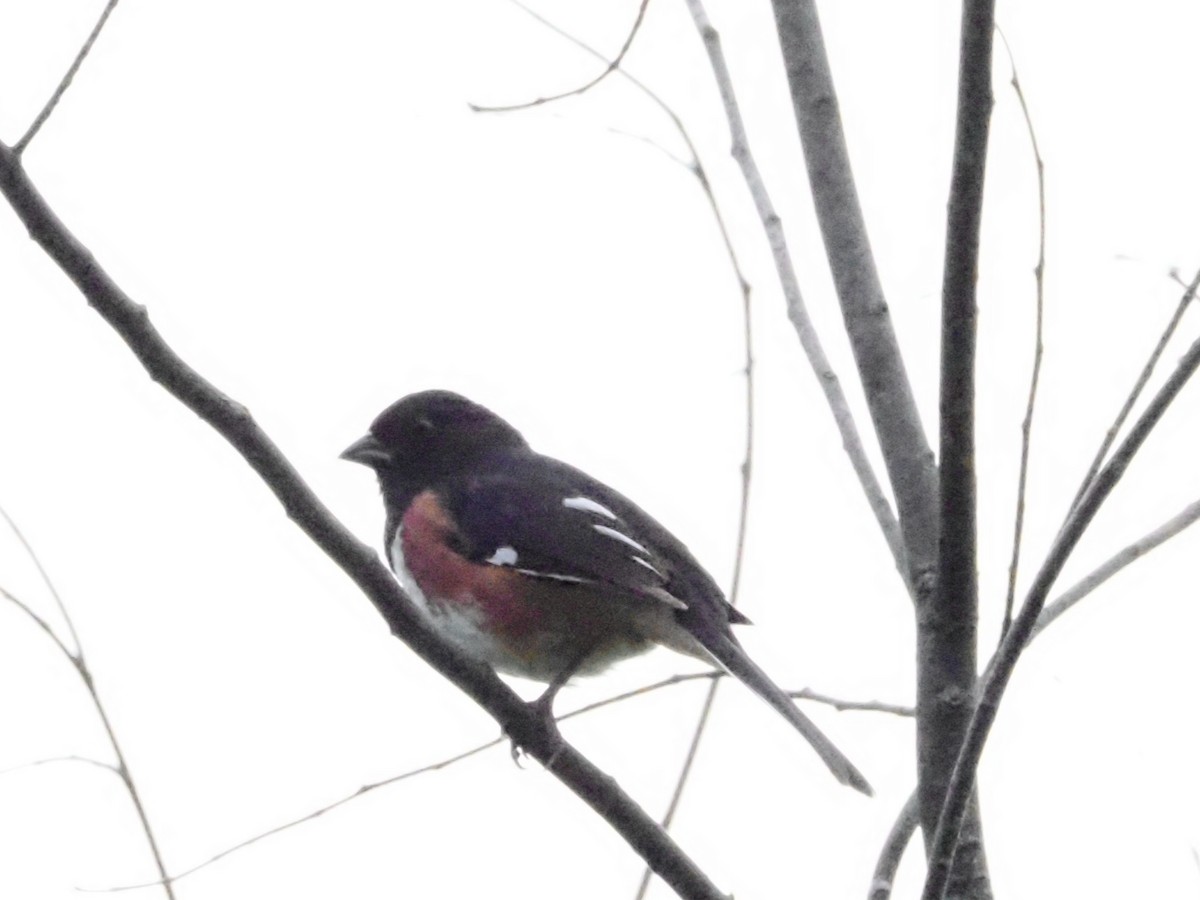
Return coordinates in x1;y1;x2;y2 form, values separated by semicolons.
872;490;1200;891
685;0;910;592
492;11;767;895
1064;270;1199;522
107;738;505;892
487;14;762;894
874;491;1200;895
767;0;938;590
563;670;913;720
0;577;176;899
0;754;120;778
131;669;903;889
1033;494;1200;640
470;0;652;114
869;791;921;900
0;502;82;653
13;0;122;155
0;584;77;665
996;27;1047;639
634;684;721;900
919;4;996;894
0;142;726;900
924;331;1200;900
789;687;912;718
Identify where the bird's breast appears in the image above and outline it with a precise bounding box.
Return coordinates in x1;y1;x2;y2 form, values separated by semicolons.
390;490;659;681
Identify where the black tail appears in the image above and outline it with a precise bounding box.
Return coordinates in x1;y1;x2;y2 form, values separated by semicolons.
704;632;873;796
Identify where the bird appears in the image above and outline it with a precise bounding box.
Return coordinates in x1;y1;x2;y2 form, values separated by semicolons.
341;389;871;795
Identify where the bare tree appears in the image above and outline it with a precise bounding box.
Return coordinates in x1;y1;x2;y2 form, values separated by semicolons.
2;3;1198;900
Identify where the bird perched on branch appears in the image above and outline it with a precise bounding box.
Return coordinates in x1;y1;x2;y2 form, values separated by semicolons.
342;389;870;794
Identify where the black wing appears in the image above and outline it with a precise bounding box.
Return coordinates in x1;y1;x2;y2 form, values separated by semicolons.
439;451;712;611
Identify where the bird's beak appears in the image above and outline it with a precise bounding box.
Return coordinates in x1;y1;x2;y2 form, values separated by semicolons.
340;434;391;466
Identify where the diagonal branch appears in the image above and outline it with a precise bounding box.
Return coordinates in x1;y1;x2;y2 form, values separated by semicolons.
869;791;921;900
876;488;1200;896
112;670;907;891
1032;494;1200;640
0;504;83;653
488;12;765;894
14;0;122;155
923;330;1200;900
108;737;504;892
470;0;652;114
634;684;720;900
3;501;175;898
686;0;909;592
0;142;726;900
767;0;938;590
1063;269;1199;522
1;581;175;900
0;754;120;778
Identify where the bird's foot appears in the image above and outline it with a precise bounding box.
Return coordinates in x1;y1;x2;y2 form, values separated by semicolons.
503;689;566;770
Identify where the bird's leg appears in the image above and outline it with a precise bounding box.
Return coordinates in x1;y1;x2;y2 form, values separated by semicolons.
510;644;596;768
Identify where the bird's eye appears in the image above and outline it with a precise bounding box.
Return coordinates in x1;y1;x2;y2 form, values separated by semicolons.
416;416;435;432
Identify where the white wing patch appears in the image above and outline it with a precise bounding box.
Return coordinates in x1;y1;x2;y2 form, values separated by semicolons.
563;496;619;520
632;555;666;579
593;523;650;555
516;568;590;585
485;545;519;566
484;544;587;583
647;587;688;610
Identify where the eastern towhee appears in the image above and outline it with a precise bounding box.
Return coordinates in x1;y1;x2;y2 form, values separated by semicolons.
342;390;870;794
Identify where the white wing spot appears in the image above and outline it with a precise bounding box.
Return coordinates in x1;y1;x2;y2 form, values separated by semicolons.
648;587;688;610
593;524;649;555
563;496;619;520
486;546;519;566
631;556;666;579
516;568;590;584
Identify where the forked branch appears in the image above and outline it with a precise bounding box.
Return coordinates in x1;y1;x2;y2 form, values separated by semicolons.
923;330;1200;900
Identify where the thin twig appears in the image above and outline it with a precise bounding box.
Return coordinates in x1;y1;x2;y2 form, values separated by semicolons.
1063;270;1200;522
504;0;759;625
0;142;726;900
470;0;652;114
102;738;504;892
491;8;762;895
629;29;758;889
116;669;905;890
1033;494;1200;640
598;122;693;171
503;0;701;178
767;0;938;594
565;671;912;720
869;791;921;900
997;27;1047;639
0;500;82;653
789;687;913;718
13;0;122;155
923;331;1200;900
634;684;720;900
0;754;120;778
0;586;75;662
685;0;910;593
0;577;176;900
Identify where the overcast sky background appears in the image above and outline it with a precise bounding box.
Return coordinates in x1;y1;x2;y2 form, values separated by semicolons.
2;2;1199;898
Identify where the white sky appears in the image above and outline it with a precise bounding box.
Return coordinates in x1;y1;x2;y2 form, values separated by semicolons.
2;1;1199;898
